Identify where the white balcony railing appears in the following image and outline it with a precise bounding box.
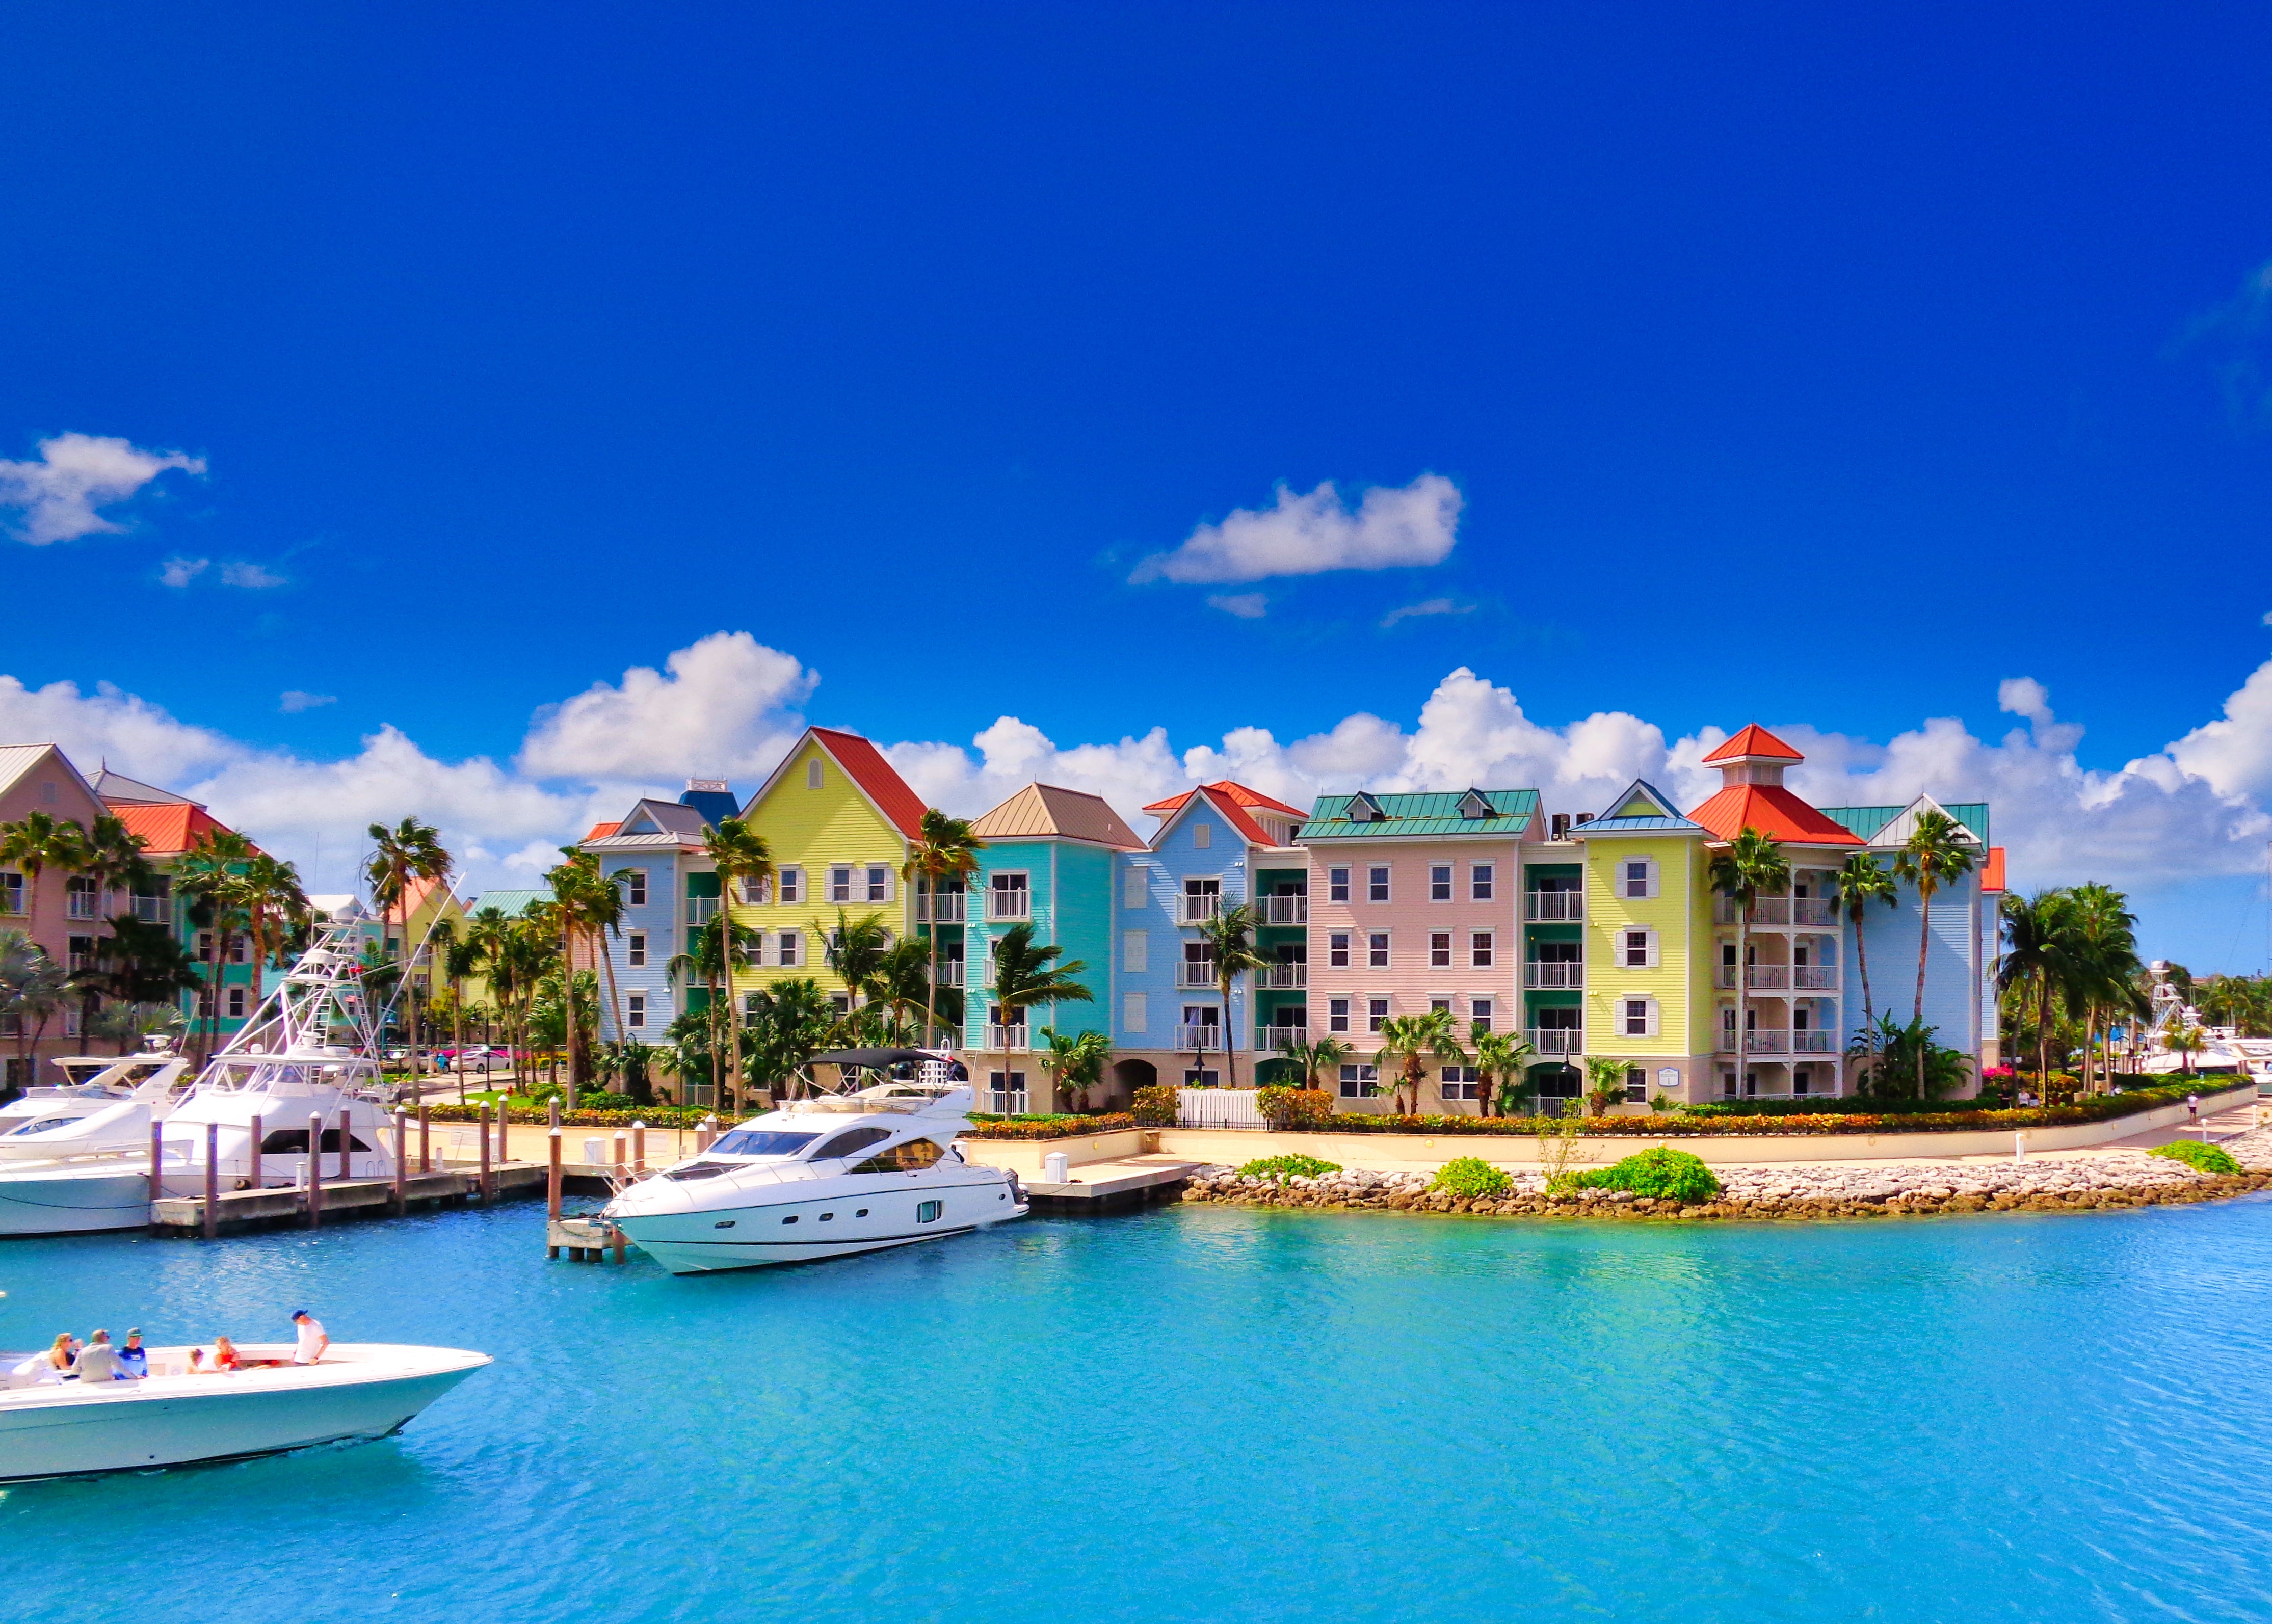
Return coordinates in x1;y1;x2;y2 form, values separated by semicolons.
1177;1023;1223;1051
1793;900;1835;927
1527;1027;1582;1056
687;897;719;925
66;894;100;921
1181;894;1222;923
1793;1031;1836;1053
1261;1024;1309;1052
989;1088;1028;1113
987;893;1031;922
1745;1030;1791;1054
1747;966;1790;990
1175;963;1219;989
916;892;966;923
1793;966;1837;989
1525;892;1582;922
1524;961;1582;990
933;961;966;987
1258;895;1308;925
1251;963;1308;990
1749;898;1791;926
985;1024;1030;1052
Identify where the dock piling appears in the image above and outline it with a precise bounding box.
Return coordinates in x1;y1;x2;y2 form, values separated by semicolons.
632;1121;645;1173
202;1123;219;1240
479;1105;493;1203
418;1105;430;1174
613;1131;627;1186
250;1115;262;1190
148;1121;164;1204
391;1109;407;1215
307;1112;324;1228
546;1129;563;1258
336;1109;350;1182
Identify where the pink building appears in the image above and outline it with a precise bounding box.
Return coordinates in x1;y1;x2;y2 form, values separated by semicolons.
0;745;118;1087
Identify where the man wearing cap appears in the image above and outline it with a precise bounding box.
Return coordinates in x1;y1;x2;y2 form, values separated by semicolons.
290;1309;328;1366
118;1328;149;1379
72;1329;125;1383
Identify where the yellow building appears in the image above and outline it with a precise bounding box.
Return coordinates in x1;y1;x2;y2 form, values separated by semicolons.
1572;779;1718;1103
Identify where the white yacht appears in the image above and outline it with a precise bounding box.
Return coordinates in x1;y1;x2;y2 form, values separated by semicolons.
0;925;402;1237
0;1049;194;1163
600;1049;1025;1274
0;1341;489;1481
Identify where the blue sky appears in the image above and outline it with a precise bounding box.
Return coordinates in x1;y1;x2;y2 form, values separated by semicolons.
4;4;2271;967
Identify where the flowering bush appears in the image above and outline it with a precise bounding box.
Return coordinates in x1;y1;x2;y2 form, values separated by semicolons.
966;1113;1138;1140
1131;1086;1179;1126
1255;1086;1336;1129
420;1103;717;1128
1429;1157;1513;1200
2150;1139;2243;1176
1238;1153;1341;1180
1558;1147;1720;1203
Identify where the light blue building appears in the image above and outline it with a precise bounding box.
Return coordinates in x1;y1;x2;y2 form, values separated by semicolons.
583;780;733;1068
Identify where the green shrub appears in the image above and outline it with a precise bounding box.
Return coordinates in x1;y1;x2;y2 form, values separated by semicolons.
576;1090;637;1112
2150;1139;2243;1176
1429;1156;1512;1199
1559;1147;1721;1203
1238;1153;1341;1181
1131;1085;1179;1126
1254;1086;1336;1129
966;1113;1138;1140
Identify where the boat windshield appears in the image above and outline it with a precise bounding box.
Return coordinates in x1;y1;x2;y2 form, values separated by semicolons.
706;1129;820;1158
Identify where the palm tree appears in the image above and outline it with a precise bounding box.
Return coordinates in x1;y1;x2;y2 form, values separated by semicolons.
1997;889;2073;1085
744;977;840;1100
238;850;309;1013
0;810;92;946
1470;1027;1536;1117
1374;1006;1467;1114
1581;1053;1630;1117
1278;1033;1352;1090
365;817;452;1077
1708;827;1790;1088
700;816;774;1102
436;918;484;1105
903;809;985;1046
88;999;188;1057
1830;851;1899;1042
2063;883;2142;1094
1038;1027;1113;1111
1196;902;1269;1089
1894;811;1978;1028
2164;1021;2207;1076
815;908;895;1017
874;938;949;1044
0;929;69;1090
667;913;761;1108
72;916;201;1032
986;922;1094;1048
175;828;255;1067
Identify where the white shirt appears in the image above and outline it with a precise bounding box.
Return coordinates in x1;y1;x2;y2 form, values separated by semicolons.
293;1317;327;1364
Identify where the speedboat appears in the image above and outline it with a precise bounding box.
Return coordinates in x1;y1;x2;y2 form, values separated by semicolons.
0;1342;489;1482
600;1048;1025;1274
0;1049;192;1152
0;925;402;1237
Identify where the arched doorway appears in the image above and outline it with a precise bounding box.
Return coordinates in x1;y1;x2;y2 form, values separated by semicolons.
1529;1062;1581;1117
1251;1056;1301;1087
1110;1056;1158;1108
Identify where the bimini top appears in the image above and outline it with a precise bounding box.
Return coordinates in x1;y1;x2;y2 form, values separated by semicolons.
809;1048;944;1070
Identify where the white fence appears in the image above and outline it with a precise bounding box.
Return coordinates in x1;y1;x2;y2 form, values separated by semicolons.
1177;1087;1266;1129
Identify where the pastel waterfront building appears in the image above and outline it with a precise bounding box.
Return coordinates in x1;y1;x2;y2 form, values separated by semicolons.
1296;789;1542;1111
959;783;1145;1111
1111;782;1309;1099
583;789;730;1053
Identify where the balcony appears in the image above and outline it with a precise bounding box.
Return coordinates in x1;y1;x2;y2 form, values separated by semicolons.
985;1024;1031;1052
1525;892;1582;922
1258;895;1308;925
1261;1024;1309;1052
1181;893;1222;923
1526;1027;1582;1056
915;892;966;923
987;893;1031;922
1793;900;1835;928
933;960;966;987
987;1088;1029;1114
1793;966;1837;990
1743;1030;1791;1054
1175;962;1219;990
1177;1023;1225;1051
66;893;100;922
1524;960;1582;989
1793;1031;1836;1053
686;897;719;925
1251;963;1308;990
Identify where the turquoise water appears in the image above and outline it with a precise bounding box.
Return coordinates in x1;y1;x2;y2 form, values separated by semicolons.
5;1197;2271;1623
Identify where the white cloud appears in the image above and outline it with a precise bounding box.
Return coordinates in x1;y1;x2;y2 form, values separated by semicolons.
279;691;336;714
220;562;287;589
0;432;206;545
517;630;817;782
158;556;209;588
1381;596;1474;630
1129;474;1462;584
1207;593;1269;619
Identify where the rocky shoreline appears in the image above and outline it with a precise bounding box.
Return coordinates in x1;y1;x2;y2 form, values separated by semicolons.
1176;1127;2272;1221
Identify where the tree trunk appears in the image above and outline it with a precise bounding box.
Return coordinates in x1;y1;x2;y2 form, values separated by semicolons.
1913;880;1937;1099
1736;907;1749;1097
922;880;940;1049
1220;970;1238;1090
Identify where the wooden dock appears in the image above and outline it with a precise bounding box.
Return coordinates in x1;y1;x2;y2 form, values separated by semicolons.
149;1162;547;1236
1020;1156;1200;1213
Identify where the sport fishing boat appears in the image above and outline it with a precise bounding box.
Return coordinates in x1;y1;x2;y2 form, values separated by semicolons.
600;1047;1026;1274
0;925;402;1237
0;1341;490;1482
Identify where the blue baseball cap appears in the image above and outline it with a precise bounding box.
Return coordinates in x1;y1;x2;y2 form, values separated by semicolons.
289;1308;309;1318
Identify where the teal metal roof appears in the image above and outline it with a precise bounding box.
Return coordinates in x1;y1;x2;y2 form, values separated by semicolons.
1296;788;1537;841
1818;802;1990;846
466;887;550;917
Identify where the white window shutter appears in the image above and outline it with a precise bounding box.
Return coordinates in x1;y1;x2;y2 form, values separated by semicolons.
1124;930;1148;973
1124;865;1148;910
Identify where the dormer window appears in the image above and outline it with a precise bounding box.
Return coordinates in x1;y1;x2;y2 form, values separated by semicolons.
1349;792;1386;823
1457;789;1491;820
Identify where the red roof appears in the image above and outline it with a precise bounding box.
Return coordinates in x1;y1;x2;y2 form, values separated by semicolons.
108;801;237;858
1142;780;1306;819
811;728;928;839
1702;724;1805;765
1687;784;1863;846
583;821;621;841
1979;846;2006;893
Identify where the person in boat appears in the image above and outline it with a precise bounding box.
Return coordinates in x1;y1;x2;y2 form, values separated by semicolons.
47;1332;79;1376
118;1329;149;1379
72;1329;124;1382
290;1309;328;1365
210;1336;243;1372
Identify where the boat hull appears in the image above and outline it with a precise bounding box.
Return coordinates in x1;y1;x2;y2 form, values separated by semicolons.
0;1163;154;1236
614;1177;1027;1275
0;1344;489;1482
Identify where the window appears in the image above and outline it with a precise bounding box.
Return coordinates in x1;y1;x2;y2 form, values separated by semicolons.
1367;932;1390;969
1368;865;1391;903
1123;930;1148;973
0;872;20;915
229;936;248;965
225;986;247;1020
990;872;1031;920
777;931;801;967
63;936;91;973
1625;1067;1648;1104
627;993;647;1029
1430;864;1452;902
1623;997;1659;1037
806;758;824;788
1328;997;1350;1033
1622;929;1658;968
1430;932;1452;968
777;868;802;905
627;932;647;968
1367;997;1390;1034
743;876;770;904
1193;822;1212;849
1621;858;1659;899
854;1138;945;1174
1182;942;1216;987
1124;865;1149;909
1440;1066;1482;1101
1469;997;1494;1031
1182;877;1220;921
1338;1062;1380;1099
1122;992;1148;1033
865;864;890;903
621;870;648;907
1471;863;1495;901
66;876;99;920
1328;931;1351;968
829;866;853;903
1430;997;1452;1015
1328;867;1350;903
814;1127;894;1161
1183;1067;1221;1086
831;992;852;1019
1471;931;1494;967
